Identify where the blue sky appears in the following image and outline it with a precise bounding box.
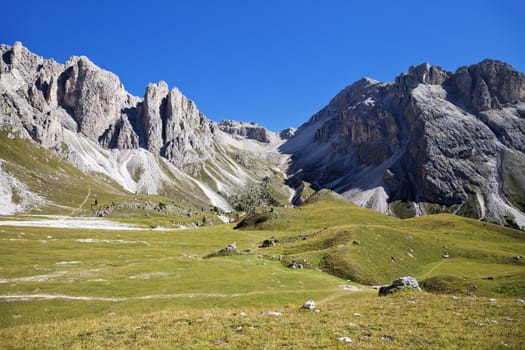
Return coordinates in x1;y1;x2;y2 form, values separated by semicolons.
3;0;524;131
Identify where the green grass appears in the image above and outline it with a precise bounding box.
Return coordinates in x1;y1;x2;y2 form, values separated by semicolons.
0;130;128;213
1;193;524;348
237;192;525;291
0;131;229;217
1;293;523;349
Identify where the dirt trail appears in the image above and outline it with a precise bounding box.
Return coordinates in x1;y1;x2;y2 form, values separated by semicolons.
66;187;91;217
0;287;357;303
421;259;447;279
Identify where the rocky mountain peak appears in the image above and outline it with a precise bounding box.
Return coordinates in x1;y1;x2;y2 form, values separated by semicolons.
395;63;450;89
284;59;525;228
279;127;296;139
142;81;169;153
452;59;525;112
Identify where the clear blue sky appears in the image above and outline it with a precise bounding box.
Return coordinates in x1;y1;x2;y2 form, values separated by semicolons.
3;0;524;131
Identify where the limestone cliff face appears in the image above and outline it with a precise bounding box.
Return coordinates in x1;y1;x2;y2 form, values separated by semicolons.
0;42;142;148
282;60;525;227
218;120;272;143
0;42;288;211
0;42;220;167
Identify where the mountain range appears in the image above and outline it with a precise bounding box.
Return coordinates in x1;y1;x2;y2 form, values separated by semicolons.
1;42;524;228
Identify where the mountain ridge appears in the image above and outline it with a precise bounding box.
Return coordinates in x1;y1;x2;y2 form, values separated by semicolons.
0;41;292;213
1;41;524;228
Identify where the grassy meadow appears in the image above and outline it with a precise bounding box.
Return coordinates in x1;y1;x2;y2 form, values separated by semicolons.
1;193;524;348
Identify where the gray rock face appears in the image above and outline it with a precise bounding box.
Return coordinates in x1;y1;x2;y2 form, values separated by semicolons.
57;55;136;140
279;127;296;139
0;42;225;168
282;60;525;227
453;59;525;112
0;42;141;148
219;120;271;143
142;81;168;153
378;276;421;296
163;87;217;165
0;42;288;212
0;42;219;169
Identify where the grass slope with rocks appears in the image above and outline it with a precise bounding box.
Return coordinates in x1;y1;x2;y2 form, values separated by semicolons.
0;190;524;349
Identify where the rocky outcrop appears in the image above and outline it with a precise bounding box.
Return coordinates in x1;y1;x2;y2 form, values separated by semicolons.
219;120;271;143
203;242;238;258
162;87;217;165
378;276;421;296
282;60;525;228
279;127;296;139
453;59;525;112
141;81;168;153
57;55;137;140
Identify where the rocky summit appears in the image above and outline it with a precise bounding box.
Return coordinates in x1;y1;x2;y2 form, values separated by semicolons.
1;42;524;228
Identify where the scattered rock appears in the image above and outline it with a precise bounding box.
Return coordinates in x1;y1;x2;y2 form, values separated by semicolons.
260;237;277;248
288;258;305;269
302;300;316;309
378;276;421;296
382;335;395;343
96;206;112;217
337;336;352;344
341;285;359;291
266;311;283;316
203;242;237;258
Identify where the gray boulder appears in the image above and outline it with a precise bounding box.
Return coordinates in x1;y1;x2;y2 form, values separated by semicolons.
302;300;316;309
378;276;421;296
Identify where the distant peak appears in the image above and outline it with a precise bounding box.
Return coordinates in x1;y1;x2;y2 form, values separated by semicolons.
360;77;379;84
395;62;449;86
279;127;296;139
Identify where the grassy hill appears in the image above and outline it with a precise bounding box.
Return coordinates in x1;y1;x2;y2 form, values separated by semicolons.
237;190;525;295
0;130;228;227
0;190;524;348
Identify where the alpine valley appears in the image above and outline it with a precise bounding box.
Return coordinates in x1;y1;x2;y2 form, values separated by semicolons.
1;42;525;349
